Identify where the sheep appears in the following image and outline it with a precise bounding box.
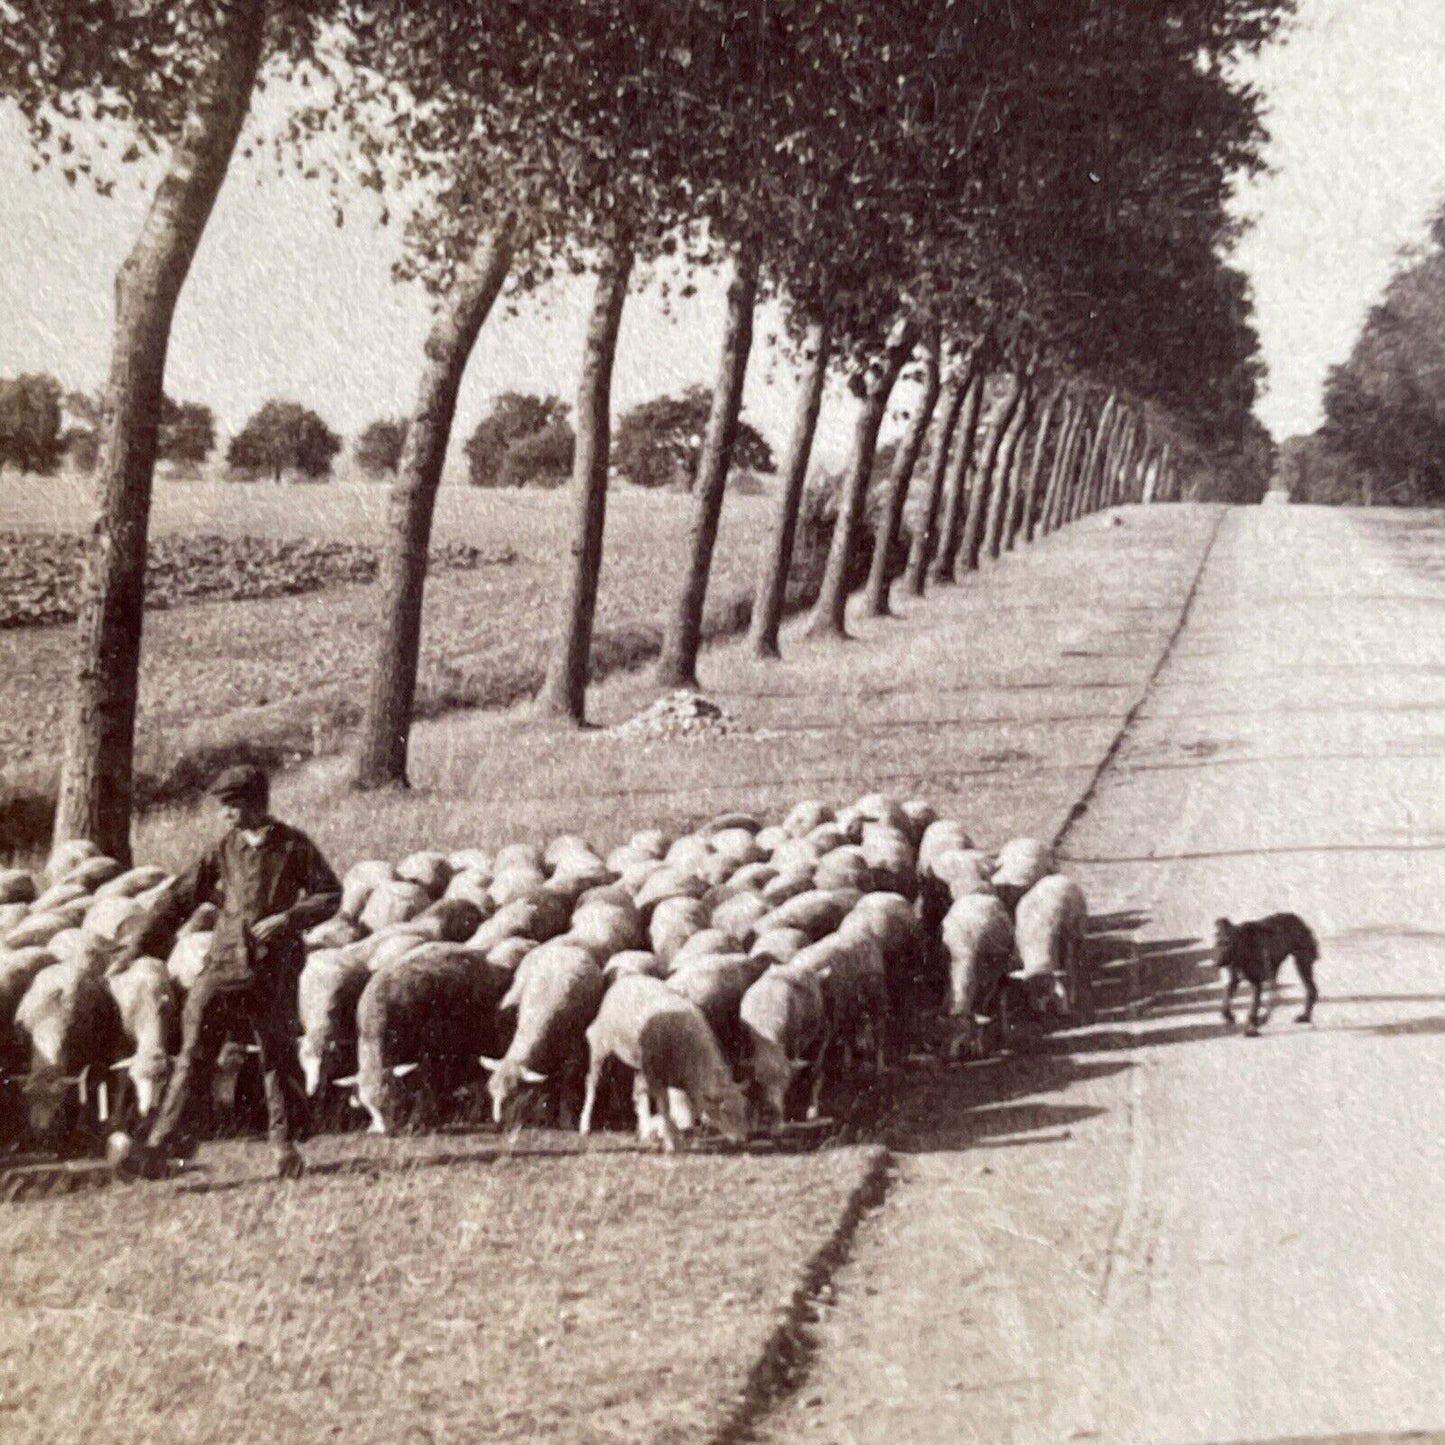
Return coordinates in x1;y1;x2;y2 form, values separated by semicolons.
304;914;367;951
787;934;889;1075
991;837;1056;913
602;950;666;983
446;847;493;879
633;865;709;915
648;896;711;970
739;965;830;1128
441;869;496;916
31;880;91;914
83;894;149;943
671;927;741;969
339;859;395;922
92;864;170;901
839;891;928;1021
14;956;127;1149
351;945;512;1134
44;839;101;888
666;952;769;1067
486;937;536;973
759;866;816;907
358;879;432;933
1014;875;1091;1022
488;865;549;908
919;848;997;951
898;798;937;846
107;956;179;1120
917;819;975;879
748;927;812;966
0;904;29;939
61;855;126;893
5;910;79;952
752;888;861;943
0;870;37;907
166;932;212;992
297;948;372;1097
568;896;644;960
860;823;918;899
812;847;873;894
940;894;1018;1059
578;974;749;1152
494;842;546;875
781;800;834;838
707;890;770;948
481;941;605;1126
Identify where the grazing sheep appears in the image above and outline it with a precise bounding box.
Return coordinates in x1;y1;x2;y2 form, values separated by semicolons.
14;956;127;1149
839;891;928;1020
666;952;769;1066
482;943;605;1126
31;880;91;914
1014;875;1090;1022
579;974;749;1152
739;965;830;1128
787;934;889;1074
297;948;372;1097
441;870;496;916
753;888;861;943
760;867;816;907
672;927;741;968
648;896;711;970
603;950;666;983
107;956;179;1119
304;914;367;951
568;897;644;960
917;819;975;879
488;864;549;908
991;837;1056;913
664;835;711;876
633;865;709;915
781;800;834;838
352;946;512;1133
0;870;37;907
446;848;493;878
340;860;395;922
806;821;849;853
0;904;29;939
486;937;536;973
358;879;432;933
898;799;938;846
754;825;789;855
45;839;101;888
92;864;169;901
708;889;770;948
6;910;79;952
860;824;918;899
919;848;997;952
940;894;1018;1058
812;847;873;894
494;842;546;876
748;927;812;966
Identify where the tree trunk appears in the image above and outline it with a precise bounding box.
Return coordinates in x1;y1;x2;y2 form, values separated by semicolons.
352;222;515;790
804;316;918;639
928;361;987;585
1052;414;1089;531
984;381;1032;560
864;324;941;616
1016;384;1065;546
1038;398;1080;536
902;341;978;597
656;243;760;688
959;370;1023;575
53;0;268;864
1074;392;1117;521
748;322;829;659
536;243;634;723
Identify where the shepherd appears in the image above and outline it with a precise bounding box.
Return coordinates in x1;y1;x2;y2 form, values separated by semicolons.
105;764;341;1181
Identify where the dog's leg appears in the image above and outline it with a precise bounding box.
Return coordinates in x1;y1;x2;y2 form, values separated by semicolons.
1221;967;1239;1026
1295;954;1318;1024
1245;979;1264;1037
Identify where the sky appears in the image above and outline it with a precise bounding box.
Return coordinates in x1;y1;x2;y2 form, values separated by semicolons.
3;0;1445;466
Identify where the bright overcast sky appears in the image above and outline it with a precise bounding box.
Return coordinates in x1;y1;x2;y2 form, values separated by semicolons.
2;0;1445;463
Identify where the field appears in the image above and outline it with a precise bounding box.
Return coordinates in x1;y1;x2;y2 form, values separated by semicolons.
0;489;1221;1443
1;475;808;851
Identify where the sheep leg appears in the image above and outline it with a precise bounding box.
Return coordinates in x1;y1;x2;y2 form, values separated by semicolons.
804;1030;831;1122
578;1046;607;1136
631;1072;655;1144
653;1087;680;1154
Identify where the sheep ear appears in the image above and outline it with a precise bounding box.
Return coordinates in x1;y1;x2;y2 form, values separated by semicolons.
392;1062;420;1079
478;1056;502;1074
519;1066;548;1085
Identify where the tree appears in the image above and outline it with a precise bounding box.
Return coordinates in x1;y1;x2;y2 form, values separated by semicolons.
227;400;342;482
4;0;369;859
0;373;63;474
464;392;571;487
354;417;409;478
1320;209;1445;504
158;396;215;468
615;386;774;492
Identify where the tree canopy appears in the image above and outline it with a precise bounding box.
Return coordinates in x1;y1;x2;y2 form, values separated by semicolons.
0;373;63;474
227;399;342;481
615;387;775;490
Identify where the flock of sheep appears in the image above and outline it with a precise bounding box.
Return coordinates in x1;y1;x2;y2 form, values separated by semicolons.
0;792;1092;1158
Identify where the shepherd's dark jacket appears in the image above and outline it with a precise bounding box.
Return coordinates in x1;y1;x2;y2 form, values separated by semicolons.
129;820;341;994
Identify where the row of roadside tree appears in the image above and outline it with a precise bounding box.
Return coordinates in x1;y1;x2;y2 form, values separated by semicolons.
1;0;1291;863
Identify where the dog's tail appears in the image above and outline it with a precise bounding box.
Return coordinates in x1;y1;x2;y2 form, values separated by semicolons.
1291;916;1320;968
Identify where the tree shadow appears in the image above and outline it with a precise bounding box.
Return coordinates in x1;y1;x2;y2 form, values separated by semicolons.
1346;1015;1445;1038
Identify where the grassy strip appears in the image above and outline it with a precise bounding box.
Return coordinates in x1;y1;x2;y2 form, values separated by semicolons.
0;1129;884;1445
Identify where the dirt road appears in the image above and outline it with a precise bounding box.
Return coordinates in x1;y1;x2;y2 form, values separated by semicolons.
756;506;1445;1445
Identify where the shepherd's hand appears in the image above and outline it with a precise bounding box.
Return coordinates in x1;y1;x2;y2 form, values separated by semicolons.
251;914;289;945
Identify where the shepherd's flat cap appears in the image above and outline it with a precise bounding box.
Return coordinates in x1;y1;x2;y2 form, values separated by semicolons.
208;763;269;803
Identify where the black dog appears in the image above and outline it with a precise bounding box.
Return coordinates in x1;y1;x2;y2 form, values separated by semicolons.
1213;913;1319;1036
